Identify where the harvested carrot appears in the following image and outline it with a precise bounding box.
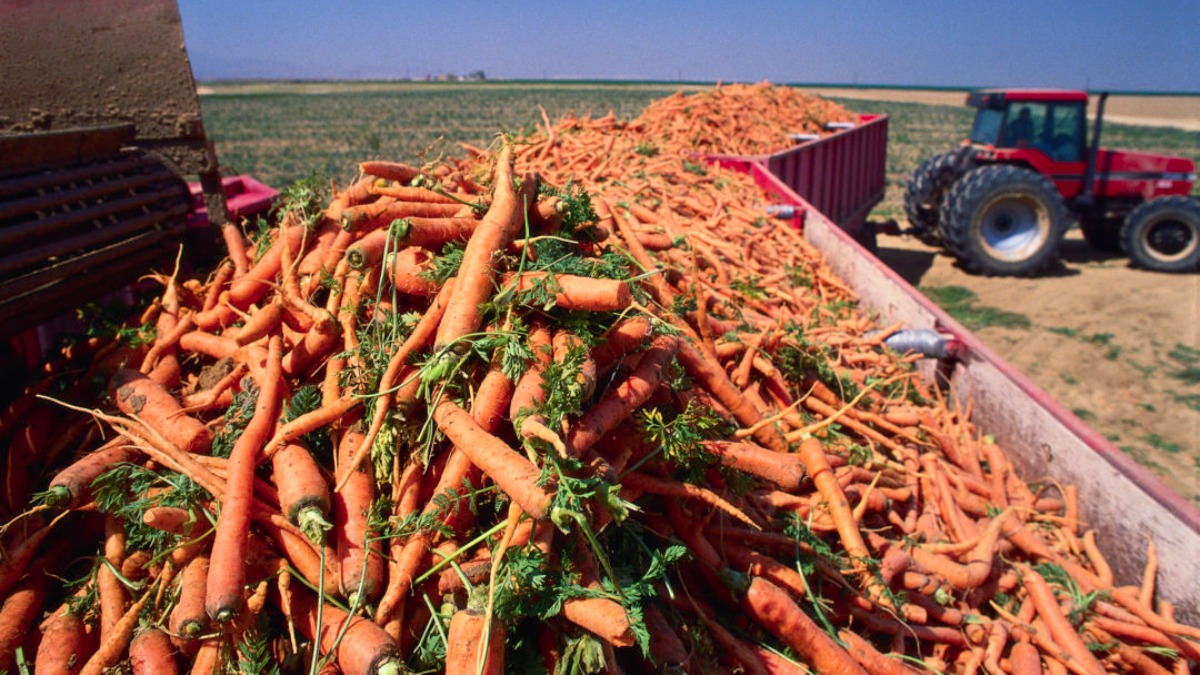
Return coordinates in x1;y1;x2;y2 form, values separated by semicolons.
335;420;384;604
206;335;284;623
445;607;505;675
128;627;178;675
109;368;212;454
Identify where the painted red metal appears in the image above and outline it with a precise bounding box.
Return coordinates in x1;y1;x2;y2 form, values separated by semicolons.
706;115;889;239
187;174;279;228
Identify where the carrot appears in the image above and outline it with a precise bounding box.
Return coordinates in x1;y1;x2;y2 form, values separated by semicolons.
335;421;384;605
1018;565;1107;675
227;301;286;346
676;338;789;453
206;335;284;623
644;604;691;669
565;333;679;457
35;603;96;675
359;160;422;184
290;588;402;675
227;222;309;309
432;398;554;519
280;309;340;379
735;573;867;675
187;637;221;675
263;394;360;460
502;271;633;312
702;439;805;490
79;585;154;675
590;315;653;369
98;516;128;647
0;571;46;674
129;627;178;675
445;606;505;675
339;277;455;490
40;436;141;508
624;470;760;530
169;554;210;643
433;144;522;354
109;368;213;454
838;629;920;675
342;199;465;233
383;246;439;296
270;442;332;544
1009;641;1044;674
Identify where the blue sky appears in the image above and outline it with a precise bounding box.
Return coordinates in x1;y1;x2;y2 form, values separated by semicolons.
178;1;1200;92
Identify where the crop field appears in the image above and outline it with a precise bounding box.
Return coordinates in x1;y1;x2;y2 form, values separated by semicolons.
198;81;1200;501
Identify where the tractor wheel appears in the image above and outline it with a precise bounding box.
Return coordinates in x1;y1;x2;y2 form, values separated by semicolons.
1079;217;1122;252
903;150;959;244
940;165;1068;276
1120;196;1200;272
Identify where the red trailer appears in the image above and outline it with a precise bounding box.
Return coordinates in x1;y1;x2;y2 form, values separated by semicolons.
706;153;1200;626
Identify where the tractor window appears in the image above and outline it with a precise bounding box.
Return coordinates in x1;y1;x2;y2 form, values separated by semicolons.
970;108;1004;146
1001;103;1048;149
1045;103;1085;162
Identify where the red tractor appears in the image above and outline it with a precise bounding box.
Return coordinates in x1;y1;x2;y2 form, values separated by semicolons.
904;89;1199;275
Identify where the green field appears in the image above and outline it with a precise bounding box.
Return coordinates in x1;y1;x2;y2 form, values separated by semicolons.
197;80;1200;213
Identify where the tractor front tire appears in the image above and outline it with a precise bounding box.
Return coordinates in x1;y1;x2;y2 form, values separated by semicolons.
940;165;1068;276
1121;196;1200;273
903;150;958;244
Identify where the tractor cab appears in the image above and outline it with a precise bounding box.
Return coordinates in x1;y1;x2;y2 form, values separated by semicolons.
966;89;1089;164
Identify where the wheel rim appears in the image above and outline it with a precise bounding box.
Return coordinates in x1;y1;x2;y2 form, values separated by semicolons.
1142;217;1197;263
975;194;1050;262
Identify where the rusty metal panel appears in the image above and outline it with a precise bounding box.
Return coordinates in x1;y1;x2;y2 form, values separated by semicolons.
0;0;204;157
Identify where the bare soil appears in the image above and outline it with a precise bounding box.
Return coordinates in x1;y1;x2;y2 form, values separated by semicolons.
842;86;1200;504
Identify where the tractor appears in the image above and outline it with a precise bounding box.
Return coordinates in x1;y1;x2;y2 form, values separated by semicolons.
903;89;1199;275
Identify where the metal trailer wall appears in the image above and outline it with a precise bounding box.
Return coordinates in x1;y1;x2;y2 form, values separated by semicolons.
734;158;1200;626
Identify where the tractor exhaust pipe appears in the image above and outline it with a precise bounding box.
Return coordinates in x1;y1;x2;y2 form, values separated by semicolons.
1078;91;1109;206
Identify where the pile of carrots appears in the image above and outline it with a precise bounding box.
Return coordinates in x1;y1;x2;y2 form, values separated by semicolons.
1;83;1196;674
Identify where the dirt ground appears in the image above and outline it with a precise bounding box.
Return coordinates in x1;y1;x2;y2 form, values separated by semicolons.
831;89;1200;504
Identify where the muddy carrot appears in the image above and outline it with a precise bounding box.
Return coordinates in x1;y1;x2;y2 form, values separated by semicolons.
109;368;212;454
0;571;46;674
35;601;96;675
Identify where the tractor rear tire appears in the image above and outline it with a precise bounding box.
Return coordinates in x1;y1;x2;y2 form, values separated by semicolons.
903;150;958;244
940;165;1068;276
1120;196;1200;273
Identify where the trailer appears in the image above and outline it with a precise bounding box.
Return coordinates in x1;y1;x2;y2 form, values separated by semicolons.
708;147;1200;625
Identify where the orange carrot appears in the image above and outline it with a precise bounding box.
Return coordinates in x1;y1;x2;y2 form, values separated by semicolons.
1009;641;1044;674
433;144;522;353
342;199;464;232
98;516;128;647
281;308;341;378
290;588;402;675
35;601;96;675
702;439;805;490
565;333;679;457
736;574;867;675
1019;565;1107;675
0;571;46;674
359;160;422;184
590;315;653;369
129;627;178;675
109;368;213;454
79;586;154;675
206;335;284;623
432;398;554;519
227;223;309;309
384;246;439;296
41;436;141;508
445;607;505;675
676;338;789;453
335;421;384;605
263;394;360;460
270;442;332;544
503;271;632;312
170;554;210;644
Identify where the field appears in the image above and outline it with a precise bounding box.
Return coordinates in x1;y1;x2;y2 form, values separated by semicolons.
197;80;1200;503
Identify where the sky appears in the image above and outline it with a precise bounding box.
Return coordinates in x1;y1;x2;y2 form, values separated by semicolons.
178;0;1200;93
